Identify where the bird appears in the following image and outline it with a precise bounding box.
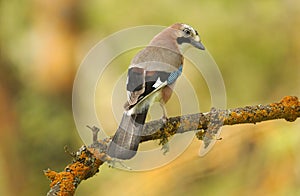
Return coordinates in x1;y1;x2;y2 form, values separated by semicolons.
107;23;205;160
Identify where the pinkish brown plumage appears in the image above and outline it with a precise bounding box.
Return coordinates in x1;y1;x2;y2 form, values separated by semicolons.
107;23;205;159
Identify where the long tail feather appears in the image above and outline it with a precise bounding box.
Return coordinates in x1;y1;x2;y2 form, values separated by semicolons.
107;108;148;159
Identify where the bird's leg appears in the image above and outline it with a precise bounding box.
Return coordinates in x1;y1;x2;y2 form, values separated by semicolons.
159;102;168;123
158;102;170;154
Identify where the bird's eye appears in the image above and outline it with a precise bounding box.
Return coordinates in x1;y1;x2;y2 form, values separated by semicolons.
183;28;191;36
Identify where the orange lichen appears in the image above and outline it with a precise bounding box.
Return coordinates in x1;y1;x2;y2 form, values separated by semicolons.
230;111;238;119
260;109;268;117
44;169;58;182
87;147;107;162
222;96;299;125
44;169;75;195
280;96;299;107
279;96;299;122
45;146;103;195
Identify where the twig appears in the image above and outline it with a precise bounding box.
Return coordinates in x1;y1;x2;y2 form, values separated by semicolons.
44;96;300;196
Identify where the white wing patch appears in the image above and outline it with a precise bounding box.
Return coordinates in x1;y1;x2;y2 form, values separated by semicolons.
152;77;163;88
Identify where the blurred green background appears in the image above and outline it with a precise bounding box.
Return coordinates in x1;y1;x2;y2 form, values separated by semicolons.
0;0;300;195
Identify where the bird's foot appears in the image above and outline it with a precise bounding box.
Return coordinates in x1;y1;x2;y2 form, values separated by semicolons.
159;102;169;124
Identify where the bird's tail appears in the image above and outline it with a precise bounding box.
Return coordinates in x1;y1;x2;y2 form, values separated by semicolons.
107;108;148;160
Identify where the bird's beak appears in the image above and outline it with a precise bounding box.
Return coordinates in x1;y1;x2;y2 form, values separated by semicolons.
191;36;205;50
177;35;205;51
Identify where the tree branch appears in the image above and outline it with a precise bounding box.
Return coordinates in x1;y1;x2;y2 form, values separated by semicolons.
44;96;300;196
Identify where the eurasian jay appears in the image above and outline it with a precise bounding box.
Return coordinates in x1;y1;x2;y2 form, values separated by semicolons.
107;23;205;159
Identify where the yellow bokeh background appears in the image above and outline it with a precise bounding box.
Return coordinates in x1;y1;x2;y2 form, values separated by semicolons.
0;0;299;195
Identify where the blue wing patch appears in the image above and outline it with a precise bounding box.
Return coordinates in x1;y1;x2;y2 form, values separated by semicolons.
167;65;183;84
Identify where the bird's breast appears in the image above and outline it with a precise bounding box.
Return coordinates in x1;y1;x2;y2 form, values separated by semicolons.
161;84;174;103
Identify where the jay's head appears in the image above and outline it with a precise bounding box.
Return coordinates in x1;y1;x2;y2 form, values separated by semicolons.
150;23;205;54
173;23;205;51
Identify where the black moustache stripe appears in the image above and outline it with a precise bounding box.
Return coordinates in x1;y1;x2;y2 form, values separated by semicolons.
176;37;191;45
